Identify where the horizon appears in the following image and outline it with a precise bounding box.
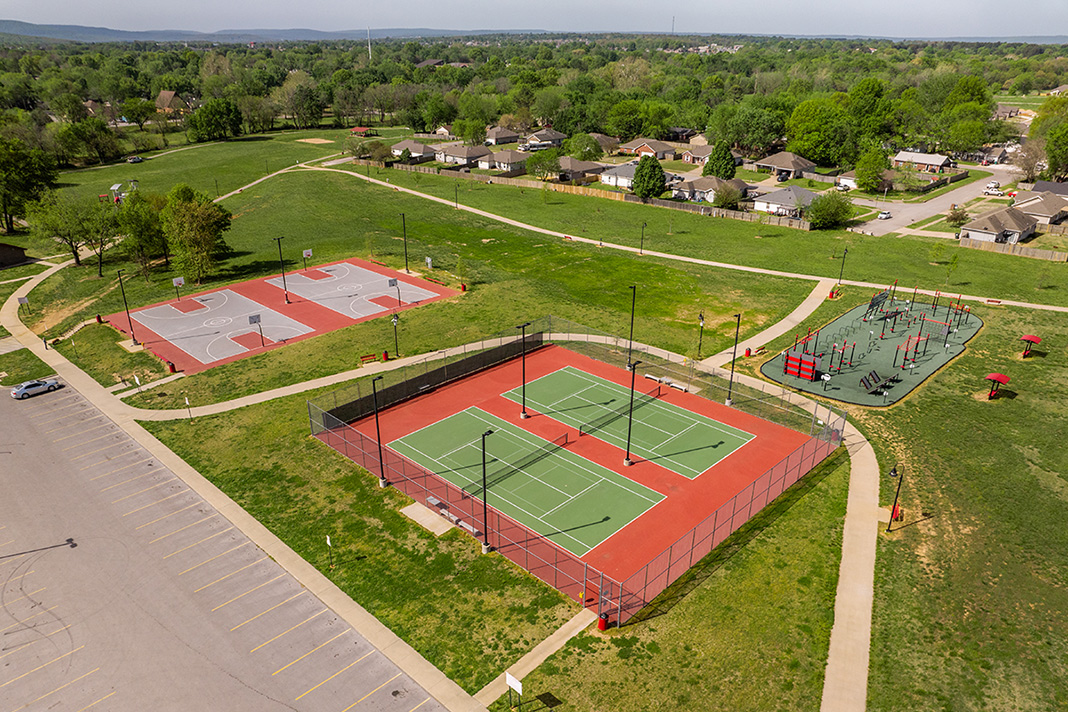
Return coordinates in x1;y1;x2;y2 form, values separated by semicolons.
2;0;1068;41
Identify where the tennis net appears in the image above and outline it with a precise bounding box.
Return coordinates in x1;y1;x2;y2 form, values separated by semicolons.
465;432;570;497
578;384;661;437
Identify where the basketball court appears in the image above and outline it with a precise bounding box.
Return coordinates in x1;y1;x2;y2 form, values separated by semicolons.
104;259;457;374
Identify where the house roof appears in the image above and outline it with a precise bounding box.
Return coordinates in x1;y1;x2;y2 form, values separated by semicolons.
528;128;567;142
963;206;1038;235
558;156;603;174
757;185;817;208
442;145;493;159
155;90;187;110
1031;180;1068;197
415;59;443;68
588;133;619;150
491;149;527;164
754;151;816;172
1012;191;1068;217
893;151;950;166
601;163;639;180
619;138;674;153
486;126;519;140
683;145;715;159
392;139;433;155
1052;84;1068;94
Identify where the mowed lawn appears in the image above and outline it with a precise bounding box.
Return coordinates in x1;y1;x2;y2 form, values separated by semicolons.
37;169;812;408
374;166;1068;305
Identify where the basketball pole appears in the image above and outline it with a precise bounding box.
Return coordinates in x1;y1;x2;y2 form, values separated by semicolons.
517;322;532;419
371;376;387;488
627;285;637;367
273;236;290;304
623;360;641;466
726;314;740;406
117;269;139;346
401;213;410;273
481;429;494;554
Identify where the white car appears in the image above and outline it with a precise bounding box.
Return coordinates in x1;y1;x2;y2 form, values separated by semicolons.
10;378;60;399
986;180;1000;189
984;188;1004;196
878;211;892;220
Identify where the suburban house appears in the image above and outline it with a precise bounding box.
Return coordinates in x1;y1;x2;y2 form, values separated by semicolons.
485;126;520;145
600;162;639;190
524;128;567;147
1048;84;1068;96
672;176;750;202
837;169;895;192
892;151;952;173
753;151;816;178
477;149;527;172
979;146;1009;164
435;144;493;166
390;139;435;161
433;125;454;137
415;59;444;69
1032;180;1068;197
752;186;817;216
588;132;620;154
960;207;1037;244
558;156;605;182
349;127;378;137
618;138;676;160
666;127;698;142
155;90;189;115
0;242;27;268
1011;191;1068;225
681;145;744;166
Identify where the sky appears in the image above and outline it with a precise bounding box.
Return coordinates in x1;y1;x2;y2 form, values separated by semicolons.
2;0;1068;39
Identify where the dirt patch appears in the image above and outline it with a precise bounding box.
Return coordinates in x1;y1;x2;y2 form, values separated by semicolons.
37;282;120;333
297;138;334;144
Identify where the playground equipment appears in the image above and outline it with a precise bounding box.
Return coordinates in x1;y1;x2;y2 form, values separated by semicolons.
985;373;1010;400
1020;335;1042;358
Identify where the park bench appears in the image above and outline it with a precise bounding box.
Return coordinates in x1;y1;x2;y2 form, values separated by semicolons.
860;369;897;395
360;353;379;364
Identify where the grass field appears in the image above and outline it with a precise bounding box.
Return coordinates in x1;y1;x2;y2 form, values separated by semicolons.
52;322;169;386
0;347;54;385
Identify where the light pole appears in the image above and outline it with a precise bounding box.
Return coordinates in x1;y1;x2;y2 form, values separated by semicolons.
117;269;138;346
481;429;494;553
371;376;387;488
697;312;705;359
624;360;641;466
639;222;647;255
627;285;637;367
273;236;290;304
391;313;400;358
886;466;902;532
837;247;849;290
400;213;410;273
726;313;741;406
517;322;531;419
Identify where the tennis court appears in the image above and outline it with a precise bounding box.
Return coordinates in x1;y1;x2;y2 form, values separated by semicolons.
501;366;754;478
388;407;664;556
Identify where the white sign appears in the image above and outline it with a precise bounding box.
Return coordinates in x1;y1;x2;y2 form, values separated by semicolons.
173;277;185;287
303;249;313;259
326;535;332;547
505;672;522;695
249;314;261;325
185;396;190;406
134;375;141;386
388;278;398;288
425;256;433;269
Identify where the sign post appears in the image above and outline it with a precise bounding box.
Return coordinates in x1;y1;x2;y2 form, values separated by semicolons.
16;296;28;314
173;276;185;302
505;672;523;710
302;248;312;272
249;314;264;347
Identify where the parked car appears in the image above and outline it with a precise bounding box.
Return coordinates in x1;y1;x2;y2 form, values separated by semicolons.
126;155;143;163
984;188;1004;196
776;173;789;182
986;180;1000;189
878;211;892;220
10;378;60;399
836;184;851;192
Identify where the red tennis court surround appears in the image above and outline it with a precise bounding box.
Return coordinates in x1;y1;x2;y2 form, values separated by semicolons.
347;346;819;584
103;258;458;374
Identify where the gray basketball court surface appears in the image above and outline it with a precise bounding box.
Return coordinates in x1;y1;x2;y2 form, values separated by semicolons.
265;262;438;319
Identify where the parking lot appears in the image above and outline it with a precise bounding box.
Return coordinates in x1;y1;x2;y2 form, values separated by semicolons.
0;384;447;712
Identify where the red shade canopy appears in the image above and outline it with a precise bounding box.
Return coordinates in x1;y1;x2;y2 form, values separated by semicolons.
985;373;1011;385
1020;335;1042;344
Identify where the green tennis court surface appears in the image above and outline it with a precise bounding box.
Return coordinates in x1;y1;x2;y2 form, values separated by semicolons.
503;366;754;478
388;408;664;556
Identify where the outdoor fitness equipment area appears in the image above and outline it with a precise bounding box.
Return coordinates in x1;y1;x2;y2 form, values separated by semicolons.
760;286;984;406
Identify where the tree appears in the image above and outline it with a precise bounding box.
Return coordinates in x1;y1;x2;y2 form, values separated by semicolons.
1013;139;1045;183
525;149;562;180
85;199;120;277
632;155;666;199
702;141;736;179
854;148;890;194
161;184;232;283
805;190;853;229
0;137;58;233
27;190;91;265
121;98;157;130
186;98;242;142
711;185;741;210
454;118;486;146
118;191;166;277
1045;123;1068;180
946;206;970;229
787;97;856;166
563;133;603;161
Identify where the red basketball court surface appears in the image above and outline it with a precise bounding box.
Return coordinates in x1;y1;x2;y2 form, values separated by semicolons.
104;259;457;374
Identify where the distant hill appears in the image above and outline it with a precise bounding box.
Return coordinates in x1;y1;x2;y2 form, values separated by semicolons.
0;20;543;44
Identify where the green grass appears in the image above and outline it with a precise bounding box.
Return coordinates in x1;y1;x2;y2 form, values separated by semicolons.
141;388;578;694
917;218;961;234
993;93;1050;110
783;177;835;191
660;159;697;175
860;304;1068;710
108;169;811;409
1027;231;1068;252
375;166;1068;305
733;168;767;183
51;322;169;387
904;170;991;203
908;215;945;230
0;347;55;385
488;450;849;711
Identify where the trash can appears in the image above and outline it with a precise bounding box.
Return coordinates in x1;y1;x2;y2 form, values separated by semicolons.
382;350;389;362
597;613;608;631
167;361;176;374
96;314;102;324
461;283;467;292
744;347;751;357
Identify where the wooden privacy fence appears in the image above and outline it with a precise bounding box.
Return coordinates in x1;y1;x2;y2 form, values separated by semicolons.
959;237;1068;262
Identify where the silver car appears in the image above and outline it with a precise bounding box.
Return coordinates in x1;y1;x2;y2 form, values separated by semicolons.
10;378;60;399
